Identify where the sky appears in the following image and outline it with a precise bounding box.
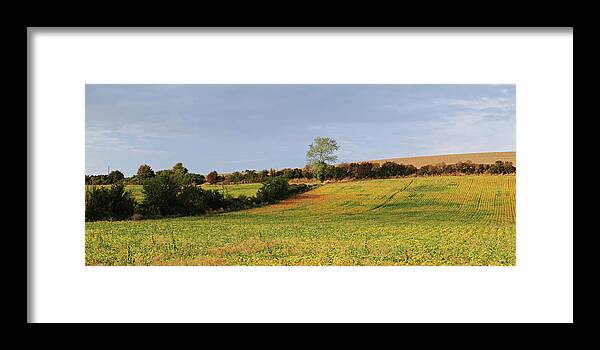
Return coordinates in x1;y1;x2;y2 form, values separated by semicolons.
86;84;516;176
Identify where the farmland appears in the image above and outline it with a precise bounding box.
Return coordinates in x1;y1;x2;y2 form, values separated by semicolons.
86;183;261;203
86;184;144;202
85;175;515;266
201;183;262;198
370;151;516;168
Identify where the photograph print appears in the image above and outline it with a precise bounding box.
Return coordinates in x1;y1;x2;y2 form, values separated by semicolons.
85;84;516;266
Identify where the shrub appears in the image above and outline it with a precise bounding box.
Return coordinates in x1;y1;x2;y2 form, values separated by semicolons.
378;162;399;177
85;174;110;185
85;183;135;221
188;173;205;185
256;177;291;203
326;164;349;180
141;172;227;217
289;183;311;195
86;187;111;221
223;194;254;211
377;162;417;177
177;185;208;216
454;161;475;174
140;173;181;216
200;188;226;211
487;161;516;174
417;163;445;176
476;163;491;174
282;168;304;179
348;162;377;179
302;166;314;179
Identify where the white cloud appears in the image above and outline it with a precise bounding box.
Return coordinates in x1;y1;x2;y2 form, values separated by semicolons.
85;127;165;155
441;96;515;111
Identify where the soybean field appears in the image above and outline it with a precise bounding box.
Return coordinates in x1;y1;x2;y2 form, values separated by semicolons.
85;175;516;266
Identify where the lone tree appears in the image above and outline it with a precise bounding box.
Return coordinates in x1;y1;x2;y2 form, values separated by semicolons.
306;137;339;182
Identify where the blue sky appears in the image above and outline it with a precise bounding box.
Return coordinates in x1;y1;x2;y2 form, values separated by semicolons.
86;84;516;176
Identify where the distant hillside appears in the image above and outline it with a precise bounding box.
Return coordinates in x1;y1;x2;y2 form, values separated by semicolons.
367;152;516;168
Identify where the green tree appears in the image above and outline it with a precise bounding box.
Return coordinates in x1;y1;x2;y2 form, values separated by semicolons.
136;164;155;180
85;182;135;221
141;172;181;216
306;137;339;182
188;173;205;185
172;162;189;175
107;170;125;184
256;177;290;203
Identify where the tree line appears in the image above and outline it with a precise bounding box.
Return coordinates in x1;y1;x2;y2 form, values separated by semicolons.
86;160;515;187
85;162;206;186
85;171;314;222
86;163;307;186
321;159;516;180
85;137;515;221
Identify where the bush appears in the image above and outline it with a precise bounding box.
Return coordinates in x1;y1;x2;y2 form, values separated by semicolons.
187;173;205;185
417;164;444;176
85;174;110;185
256;177;291;203
140;173;181;216
348;162;378;179
302;166;314;179
85;183;135;221
454;161;476;174
326;164;349;180
487;161;516;174
201;188;226;210
223;194;254;211
289;183;311;195
140;172;227;217
282;168;304;179
177;184;208;216
378;162;416;177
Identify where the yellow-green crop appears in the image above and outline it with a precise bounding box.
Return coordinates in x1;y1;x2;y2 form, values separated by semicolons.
85;175;515;266
201;183;262;198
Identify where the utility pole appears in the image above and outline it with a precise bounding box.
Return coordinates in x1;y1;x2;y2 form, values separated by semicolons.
107;165;110;174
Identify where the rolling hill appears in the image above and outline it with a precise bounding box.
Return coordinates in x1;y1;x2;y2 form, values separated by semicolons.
368;151;516;168
86;175;516;266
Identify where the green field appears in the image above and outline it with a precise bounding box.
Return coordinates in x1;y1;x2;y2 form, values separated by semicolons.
201;183;262;198
86;183;260;203
85;175;516;266
86;184;145;202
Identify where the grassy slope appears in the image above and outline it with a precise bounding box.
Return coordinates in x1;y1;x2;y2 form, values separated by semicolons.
368;151;516;167
86;183;261;203
86;184;144;202
201;183;262;198
86;175;516;266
